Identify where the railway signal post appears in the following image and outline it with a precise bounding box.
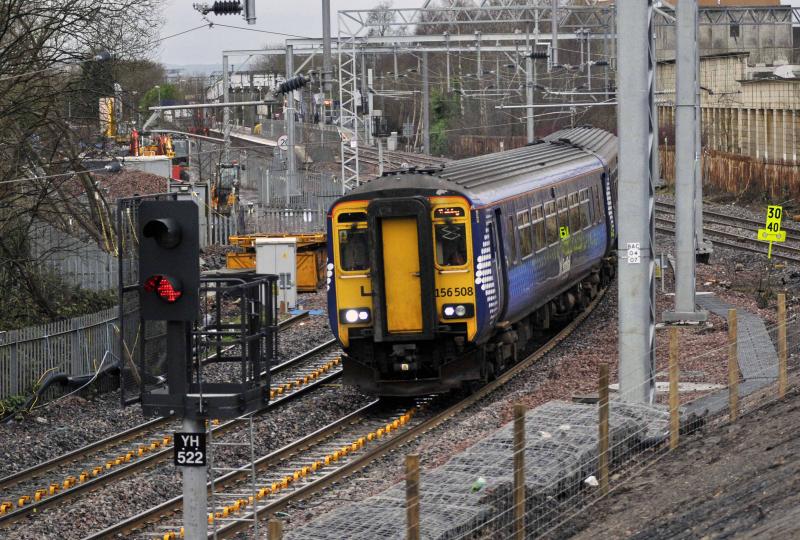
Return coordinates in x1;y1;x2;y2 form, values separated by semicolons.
136;200;277;539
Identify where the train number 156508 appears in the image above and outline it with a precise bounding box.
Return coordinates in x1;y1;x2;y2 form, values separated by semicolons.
434;287;474;297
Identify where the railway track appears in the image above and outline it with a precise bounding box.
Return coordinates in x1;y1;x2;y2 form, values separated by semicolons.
655;201;800;264
89;288;607;540
358;146;449;171
0;312;338;527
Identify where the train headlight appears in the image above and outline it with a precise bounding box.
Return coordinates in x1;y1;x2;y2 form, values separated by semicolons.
340;308;371;324
442;303;474;319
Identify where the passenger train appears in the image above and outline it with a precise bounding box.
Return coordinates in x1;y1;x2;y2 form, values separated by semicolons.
327;126;618;396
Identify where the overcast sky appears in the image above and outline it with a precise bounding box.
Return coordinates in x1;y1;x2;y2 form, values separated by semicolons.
158;0;421;66
157;0;800;67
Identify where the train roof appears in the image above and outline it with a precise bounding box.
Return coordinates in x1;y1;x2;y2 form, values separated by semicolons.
342;127;617;207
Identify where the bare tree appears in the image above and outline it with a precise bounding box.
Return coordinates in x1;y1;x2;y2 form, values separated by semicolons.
0;0;163;326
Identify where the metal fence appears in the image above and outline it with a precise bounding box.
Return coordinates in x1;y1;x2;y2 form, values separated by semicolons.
0;307;117;401
28;221;118;291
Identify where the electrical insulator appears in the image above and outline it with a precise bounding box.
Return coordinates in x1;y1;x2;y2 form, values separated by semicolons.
529;50;549;60
274;75;309;95
211;1;242;15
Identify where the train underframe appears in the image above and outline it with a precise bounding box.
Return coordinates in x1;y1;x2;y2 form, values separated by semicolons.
343;256;616;396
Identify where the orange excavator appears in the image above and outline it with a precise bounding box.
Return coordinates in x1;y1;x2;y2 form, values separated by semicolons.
211;162;240;215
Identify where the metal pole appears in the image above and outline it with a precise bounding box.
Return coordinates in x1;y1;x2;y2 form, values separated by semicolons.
422;51;430;155
694;5;712;260
445;33;451;93
222;55;230;162
361;52;369;144
586;31;592;89
551;0;559;66
322;0;332;93
286;45;296;204
367;68;374;146
664;0;706;323
182;417;207;540
526;56;534;143
616;0;655;403
393;45;399;82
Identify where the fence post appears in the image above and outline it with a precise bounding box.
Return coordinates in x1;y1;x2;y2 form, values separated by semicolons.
513;403;526;540
728;308;739;421
778;292;787;398
406;454;420;540
10;339;19;396
268;518;283;539
669;327;680;449
598;363;609;496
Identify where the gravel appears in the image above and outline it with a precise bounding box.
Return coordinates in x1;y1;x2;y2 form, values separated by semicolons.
0;290;354;540
251;228;799;536
7;198;798;538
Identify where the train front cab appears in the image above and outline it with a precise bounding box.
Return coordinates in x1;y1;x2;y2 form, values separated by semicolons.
330;195;480;396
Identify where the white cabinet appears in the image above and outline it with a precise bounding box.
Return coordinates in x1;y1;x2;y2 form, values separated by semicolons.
255;237;297;309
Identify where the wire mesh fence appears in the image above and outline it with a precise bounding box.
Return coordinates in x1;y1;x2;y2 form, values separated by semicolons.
287;295;799;540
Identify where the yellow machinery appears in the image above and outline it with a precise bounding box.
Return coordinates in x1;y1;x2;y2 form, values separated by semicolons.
226;233;327;292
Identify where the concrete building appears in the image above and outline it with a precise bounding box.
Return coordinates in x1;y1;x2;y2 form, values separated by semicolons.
657;52;799;163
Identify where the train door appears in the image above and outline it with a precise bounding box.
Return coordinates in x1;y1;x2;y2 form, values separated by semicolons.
381;217;422;332
368;197;436;342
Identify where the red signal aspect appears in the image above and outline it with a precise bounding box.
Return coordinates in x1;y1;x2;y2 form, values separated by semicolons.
144;275;183;303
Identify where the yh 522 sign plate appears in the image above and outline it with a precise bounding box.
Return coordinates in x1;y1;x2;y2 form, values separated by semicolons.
173;432;207;467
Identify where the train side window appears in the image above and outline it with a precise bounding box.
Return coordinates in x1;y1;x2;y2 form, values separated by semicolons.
568;192;580;234
517;210;533;259
339;228;370;271
435;223;468;266
544;201;558;245
532;205;546;252
595;179;604;220
557;196;568;238
506;215;517;263
579;189;591;229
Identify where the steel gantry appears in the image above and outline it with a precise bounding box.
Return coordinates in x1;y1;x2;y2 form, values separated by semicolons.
335;2;614;190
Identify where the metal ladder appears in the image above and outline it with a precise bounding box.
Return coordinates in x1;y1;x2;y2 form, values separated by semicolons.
208;414;260;539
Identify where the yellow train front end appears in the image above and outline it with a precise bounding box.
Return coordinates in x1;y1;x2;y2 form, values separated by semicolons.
327;191;481;396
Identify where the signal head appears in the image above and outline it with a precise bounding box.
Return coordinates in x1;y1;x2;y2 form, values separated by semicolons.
143;218;182;249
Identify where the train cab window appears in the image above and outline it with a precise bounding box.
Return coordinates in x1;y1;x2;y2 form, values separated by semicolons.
435;223;468;266
517;210;533;259
507;215;517;263
579;189;591;229
338;211;367;223
532;206;546;252
339;228;370;271
544;201;558;245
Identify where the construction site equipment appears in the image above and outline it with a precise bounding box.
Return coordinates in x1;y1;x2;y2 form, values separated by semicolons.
211;163;240;215
226;233;326;292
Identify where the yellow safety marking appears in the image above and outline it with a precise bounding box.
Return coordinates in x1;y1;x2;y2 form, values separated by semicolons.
34;489;46;502
17;495;30;507
163;406;419;540
49;483;59;495
758;205;787;258
0;501;13;514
